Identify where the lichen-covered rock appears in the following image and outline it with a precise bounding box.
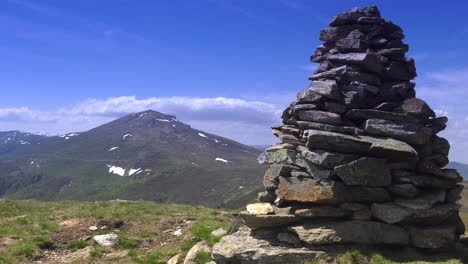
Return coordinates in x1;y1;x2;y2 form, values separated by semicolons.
212;227;327;264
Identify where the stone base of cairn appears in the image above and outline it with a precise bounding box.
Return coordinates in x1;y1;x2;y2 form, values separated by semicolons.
212;6;466;264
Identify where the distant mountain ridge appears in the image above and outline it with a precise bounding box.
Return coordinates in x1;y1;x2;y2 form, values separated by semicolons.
0;110;264;208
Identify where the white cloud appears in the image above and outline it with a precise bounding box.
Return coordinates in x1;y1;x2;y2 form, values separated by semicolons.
0;96;283;145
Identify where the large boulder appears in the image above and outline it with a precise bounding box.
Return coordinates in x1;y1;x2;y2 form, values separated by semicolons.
212;227;327;264
288;220;409;245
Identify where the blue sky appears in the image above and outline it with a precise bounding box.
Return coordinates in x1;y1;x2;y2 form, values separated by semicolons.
1;0;468;163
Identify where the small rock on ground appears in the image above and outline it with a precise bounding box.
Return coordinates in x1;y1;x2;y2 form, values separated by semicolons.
93;233;118;247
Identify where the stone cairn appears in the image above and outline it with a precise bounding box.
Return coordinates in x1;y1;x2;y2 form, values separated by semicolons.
213;6;465;264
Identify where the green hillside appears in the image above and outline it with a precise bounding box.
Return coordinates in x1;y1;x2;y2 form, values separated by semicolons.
0;110;264;208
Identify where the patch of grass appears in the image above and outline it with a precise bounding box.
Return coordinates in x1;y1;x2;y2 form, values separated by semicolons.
180;239;198;250
132;247;178;264
335;250;368;264
134;229;153;238
195;252;212;264
190;217;229;246
89;250;104;259
67;240;89;252
32;236;57;250
113;234;138;249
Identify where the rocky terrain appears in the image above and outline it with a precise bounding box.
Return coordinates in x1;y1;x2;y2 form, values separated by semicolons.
0;110;264;208
212;5;467;264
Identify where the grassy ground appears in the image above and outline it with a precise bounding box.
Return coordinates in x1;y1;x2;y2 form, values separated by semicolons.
0;199;232;263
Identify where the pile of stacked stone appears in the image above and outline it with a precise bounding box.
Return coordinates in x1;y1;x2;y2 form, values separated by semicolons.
214;6;464;261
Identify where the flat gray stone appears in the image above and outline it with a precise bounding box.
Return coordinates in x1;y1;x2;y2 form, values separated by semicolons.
240;213;301;229
364;119;432;145
346;109;420;123
297;121;359;135
303;129;418;161
392;170;460;189
297;110;343;126
371;203;460;225
294;206;350;218
288;220;409;245
334;157;391;186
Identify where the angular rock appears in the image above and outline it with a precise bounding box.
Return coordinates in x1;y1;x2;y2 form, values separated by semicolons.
266;143;296;152
364;119;432;145
339;203;371;220
294;206;351;218
446;185;464;203
288;220;408;245
266;149;296;164
336;30;368;52
294;156;332;181
246;203;274;215
394;98;435;119
269;164;300;177
240;213;301;229
394;190;446;210
297;121;360;135
263;168;278;191
422;154;449;167
346;109;420;123
309;65;382;86
276;177;390;204
417;160;462;180
329;6;381;27
297;110;343;126
334;157;391;186
93;234;118;247
184;241;211;264
258;191;276;203
277;232;302;246
297;146;360;169
382;58;417;81
328;52;383;73
212;227;327;264
324;102;347;114
371;203;460;225
308;80;342;100
392;170;460;189
303;129;418;160
407;226;456;249
432;136;450;156
296;89;323;103
387;184;420;198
